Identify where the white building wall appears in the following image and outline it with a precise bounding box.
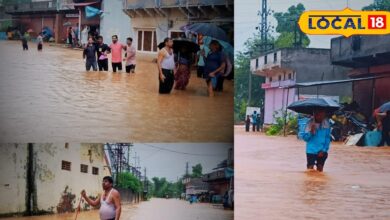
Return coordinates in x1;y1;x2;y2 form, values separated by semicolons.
35;143;110;213
0;144;28;214
100;0;133;44
0;144;110;215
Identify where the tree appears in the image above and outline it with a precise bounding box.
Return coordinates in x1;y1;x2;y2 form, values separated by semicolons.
363;0;390;11
191;164;203;178
273;3;310;48
117;172;142;193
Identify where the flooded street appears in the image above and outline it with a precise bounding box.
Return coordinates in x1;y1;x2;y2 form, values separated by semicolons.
0;199;233;220
235;126;390;220
0;41;233;142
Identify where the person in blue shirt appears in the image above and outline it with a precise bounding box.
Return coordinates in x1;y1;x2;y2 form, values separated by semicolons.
252;111;257;132
300;109;331;172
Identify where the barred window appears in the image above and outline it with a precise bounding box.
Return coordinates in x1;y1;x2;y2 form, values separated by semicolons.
92;167;99;175
80;164;88;173
62;161;71;171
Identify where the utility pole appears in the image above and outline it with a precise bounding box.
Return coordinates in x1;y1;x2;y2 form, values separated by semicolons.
185;162;189;178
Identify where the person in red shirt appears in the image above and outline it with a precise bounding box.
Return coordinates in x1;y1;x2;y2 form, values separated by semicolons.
109;35;126;73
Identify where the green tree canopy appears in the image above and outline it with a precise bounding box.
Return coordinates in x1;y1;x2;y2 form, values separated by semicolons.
363;0;390;11
117;172;142;193
191;164;203;178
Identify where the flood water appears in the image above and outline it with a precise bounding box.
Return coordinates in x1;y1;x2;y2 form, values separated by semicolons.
0;41;233;142
0;198;233;220
235;126;390;220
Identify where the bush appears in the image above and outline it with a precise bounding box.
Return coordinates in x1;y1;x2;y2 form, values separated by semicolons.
266;110;298;136
117;172;142;193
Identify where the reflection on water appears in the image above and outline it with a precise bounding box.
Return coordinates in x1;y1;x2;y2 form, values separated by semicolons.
0;199;233;220
235;127;390;220
0;41;233;142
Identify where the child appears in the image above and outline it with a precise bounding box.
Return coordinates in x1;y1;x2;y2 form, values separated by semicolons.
21;32;28;50
37;33;43;51
83;37;97;71
124;37;136;73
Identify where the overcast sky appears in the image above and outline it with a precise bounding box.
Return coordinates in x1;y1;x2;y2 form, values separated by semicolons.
132;143;232;182
235;0;374;53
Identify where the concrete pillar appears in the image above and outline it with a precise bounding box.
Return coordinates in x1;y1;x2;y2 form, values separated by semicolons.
54;13;62;43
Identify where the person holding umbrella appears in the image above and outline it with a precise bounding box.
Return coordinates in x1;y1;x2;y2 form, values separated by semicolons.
379;110;390;146
289;98;339;172
300;109;331;172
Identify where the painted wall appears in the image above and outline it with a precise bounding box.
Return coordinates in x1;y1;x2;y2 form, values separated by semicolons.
100;0;133;46
264;88;296;124
0;144;111;215
0;144;28;214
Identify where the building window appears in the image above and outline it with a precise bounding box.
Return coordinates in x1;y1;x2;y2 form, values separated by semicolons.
269;77;272;82
170;31;185;38
80;164;88;173
278;75;282;81
137;30;158;52
273;52;277;63
62;161;71;171
264;55;268;64
92;167;99;175
255;59;259;68
288;73;292;80
65;143;69;149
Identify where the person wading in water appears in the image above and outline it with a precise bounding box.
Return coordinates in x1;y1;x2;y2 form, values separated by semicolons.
157;38;176;94
81;176;121;220
300;109;331;172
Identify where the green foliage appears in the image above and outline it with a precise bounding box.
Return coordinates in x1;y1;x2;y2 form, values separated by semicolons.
191;164;203;178
275;32;310;49
117;172;142;193
266;110;298;136
362;0;390;11
151;177;183;199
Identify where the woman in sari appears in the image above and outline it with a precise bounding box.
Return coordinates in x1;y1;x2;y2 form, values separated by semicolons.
174;47;192;90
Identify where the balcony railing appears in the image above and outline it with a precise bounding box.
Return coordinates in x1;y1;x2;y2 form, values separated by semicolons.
261;79;296;89
4;1;57;13
126;0;232;9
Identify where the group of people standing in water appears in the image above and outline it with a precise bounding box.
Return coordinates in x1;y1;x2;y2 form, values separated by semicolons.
157;37;231;96
82;35;230;96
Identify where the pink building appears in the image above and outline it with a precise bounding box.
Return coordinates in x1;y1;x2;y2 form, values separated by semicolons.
251;48;352;124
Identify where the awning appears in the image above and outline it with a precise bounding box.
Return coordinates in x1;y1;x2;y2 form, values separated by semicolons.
288;75;390;89
61;1;100;7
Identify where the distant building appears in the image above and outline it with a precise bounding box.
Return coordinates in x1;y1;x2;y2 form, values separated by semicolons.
0;143;111;215
123;0;233;59
331;35;390;117
4;0;101;43
182;177;209;199
250;48;352;124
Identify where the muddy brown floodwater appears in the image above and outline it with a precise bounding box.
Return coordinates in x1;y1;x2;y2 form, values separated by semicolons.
235;126;390;220
1;198;233;220
0;41;233;142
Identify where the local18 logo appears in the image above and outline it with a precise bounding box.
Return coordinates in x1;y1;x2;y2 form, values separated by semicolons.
298;8;390;37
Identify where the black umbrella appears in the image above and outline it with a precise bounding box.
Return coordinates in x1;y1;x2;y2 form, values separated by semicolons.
157;38;200;53
183;23;229;42
379;101;390;113
288;98;340;115
172;38;200;53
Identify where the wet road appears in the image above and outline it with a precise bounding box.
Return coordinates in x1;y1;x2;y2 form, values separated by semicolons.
235;126;390;220
0;41;233;142
0;199;233;220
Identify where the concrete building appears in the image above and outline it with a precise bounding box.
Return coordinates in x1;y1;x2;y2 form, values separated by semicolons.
3;0;101;43
99;0;133;46
0;143;111;216
331;35;390;117
122;0;233;60
250;48;352;124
